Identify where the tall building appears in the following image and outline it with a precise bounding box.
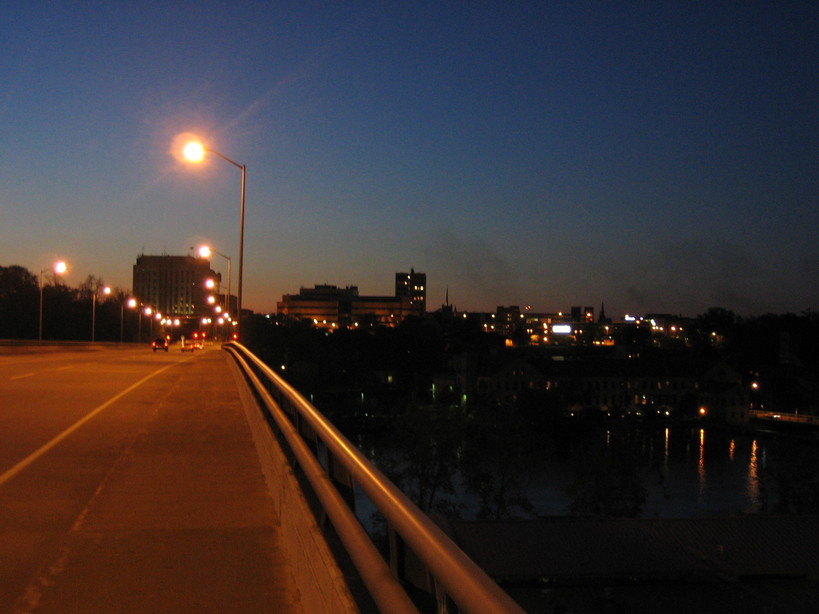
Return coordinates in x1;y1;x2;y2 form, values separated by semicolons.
132;255;220;318
395;269;426;314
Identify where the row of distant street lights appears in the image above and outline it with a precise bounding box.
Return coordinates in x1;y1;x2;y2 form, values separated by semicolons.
37;245;236;344
39;245;238;343
37;260;184;343
37;135;247;343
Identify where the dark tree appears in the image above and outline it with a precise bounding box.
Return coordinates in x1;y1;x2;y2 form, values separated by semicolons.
0;265;39;338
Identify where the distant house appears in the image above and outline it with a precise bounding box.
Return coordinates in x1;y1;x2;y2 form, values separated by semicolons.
699;362;750;424
476;358;547;406
464;351;751;424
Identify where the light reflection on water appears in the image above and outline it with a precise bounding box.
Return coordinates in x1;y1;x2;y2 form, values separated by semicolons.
523;426;789;518
355;426;817;524
747;439;760;510
697;428;706;504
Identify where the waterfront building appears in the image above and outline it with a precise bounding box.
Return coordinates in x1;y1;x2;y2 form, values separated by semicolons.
469;351;750;424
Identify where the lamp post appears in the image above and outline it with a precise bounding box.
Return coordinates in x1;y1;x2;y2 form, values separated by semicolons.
39;260;67;341
92;286;111;342
132;302;146;342
144;307;154;339
119;296;142;343
182;141;245;339
199;245;231;316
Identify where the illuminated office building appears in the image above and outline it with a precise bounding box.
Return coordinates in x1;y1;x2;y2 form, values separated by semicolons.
395;269;426;314
132;254;220;318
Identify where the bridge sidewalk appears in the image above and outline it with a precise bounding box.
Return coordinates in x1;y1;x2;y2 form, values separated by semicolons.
22;349;304;614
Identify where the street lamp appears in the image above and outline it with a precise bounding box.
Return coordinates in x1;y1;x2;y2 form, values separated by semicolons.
199;245;231;316
126;297;138;342
92;286;111;342
39;260;67;341
182;140;246;339
144;306;156;339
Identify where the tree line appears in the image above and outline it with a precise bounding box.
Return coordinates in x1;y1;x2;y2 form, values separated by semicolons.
0;264;136;341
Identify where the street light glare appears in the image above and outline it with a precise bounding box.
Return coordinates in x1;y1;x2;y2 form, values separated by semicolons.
198;245;211;258
183;141;205;162
55;261;67;274
175;135;246;339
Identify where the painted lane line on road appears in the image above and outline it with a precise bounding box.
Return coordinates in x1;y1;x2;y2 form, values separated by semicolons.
0;361;183;488
10;373;35;380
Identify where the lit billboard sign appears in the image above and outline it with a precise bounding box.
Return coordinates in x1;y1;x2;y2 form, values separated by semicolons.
552;324;572;334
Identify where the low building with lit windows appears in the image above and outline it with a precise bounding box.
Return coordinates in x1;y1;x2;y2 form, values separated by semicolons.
470;353;750;424
277;271;426;329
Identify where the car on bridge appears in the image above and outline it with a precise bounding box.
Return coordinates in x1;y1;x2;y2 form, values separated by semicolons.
181;332;205;352
152;337;169;352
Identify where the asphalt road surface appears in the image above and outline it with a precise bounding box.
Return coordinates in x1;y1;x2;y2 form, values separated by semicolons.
0;343;302;613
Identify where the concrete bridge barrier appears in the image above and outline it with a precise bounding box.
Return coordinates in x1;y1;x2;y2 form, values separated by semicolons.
225;343;525;614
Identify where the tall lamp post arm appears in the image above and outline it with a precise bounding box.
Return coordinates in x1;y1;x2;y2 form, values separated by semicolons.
237;163;245;335
203;148;245;338
183;141;246;339
38;272;44;341
205;147;243;171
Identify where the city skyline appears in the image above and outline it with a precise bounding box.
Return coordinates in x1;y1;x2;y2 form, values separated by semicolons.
1;3;817;318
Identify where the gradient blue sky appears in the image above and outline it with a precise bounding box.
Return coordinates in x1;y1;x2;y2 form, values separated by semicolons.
2;2;817;317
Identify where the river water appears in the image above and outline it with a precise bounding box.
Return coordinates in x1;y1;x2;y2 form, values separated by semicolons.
354;424;819;524
525;426;770;518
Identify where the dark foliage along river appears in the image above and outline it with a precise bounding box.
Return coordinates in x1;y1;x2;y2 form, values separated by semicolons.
349;416;819;528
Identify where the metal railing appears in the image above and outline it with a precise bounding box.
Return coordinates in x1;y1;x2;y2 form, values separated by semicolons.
224;342;524;614
751;409;819;425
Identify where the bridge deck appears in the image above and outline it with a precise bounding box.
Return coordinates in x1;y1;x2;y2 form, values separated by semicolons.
1;348;304;614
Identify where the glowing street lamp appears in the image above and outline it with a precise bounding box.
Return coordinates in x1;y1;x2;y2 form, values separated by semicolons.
182;139;245;339
39;260;68;341
199;245;231;315
144;306;157;338
127;297;140;342
92;286;111;342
